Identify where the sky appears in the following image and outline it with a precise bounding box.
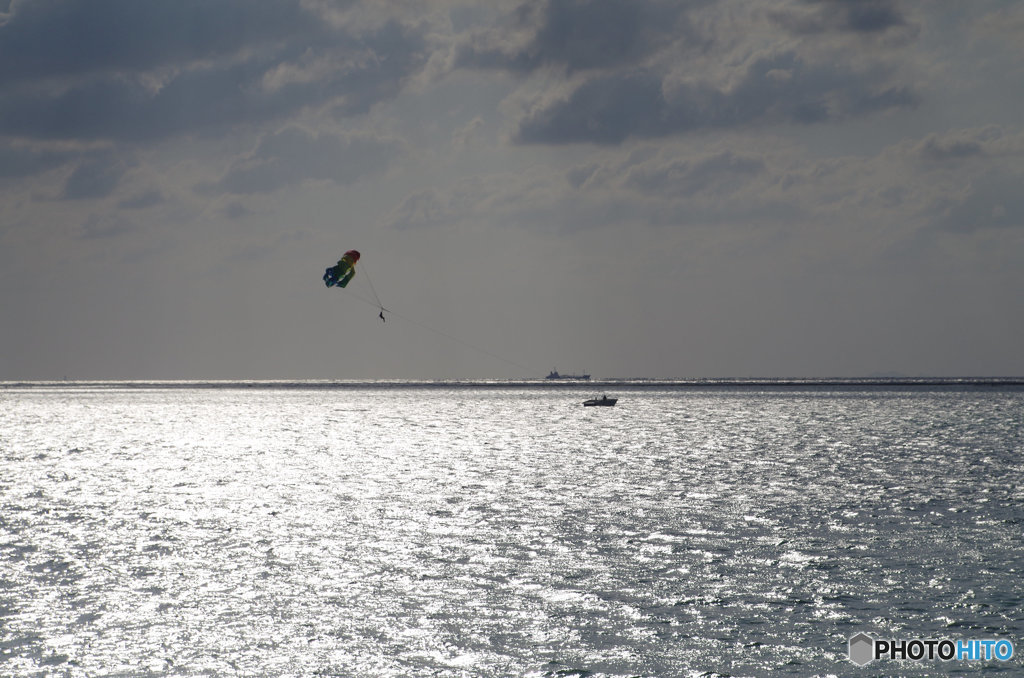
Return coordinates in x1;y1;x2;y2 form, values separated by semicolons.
1;0;1022;380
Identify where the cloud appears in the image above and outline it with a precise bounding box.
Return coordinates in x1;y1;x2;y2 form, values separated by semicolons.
911;126;1024;163
452;116;484;149
455;0;700;74
624;151;766;197
200;126;404;195
386;189;450;230
222;201;253;220
385;122;1024;244
384;143;791;236
513;52;919;145
0;139;80;179
450;1;921;147
0;3;428;143
61;154;130;200
934;169;1024;233
565;144;809;229
78;211;136;239
117;188;163;210
769;0;910;36
385;170;578;232
971;4;1024;53
0;0;325;84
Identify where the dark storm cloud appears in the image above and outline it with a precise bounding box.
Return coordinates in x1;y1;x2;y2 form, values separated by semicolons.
455;0;700;73
0;2;427;143
514;52;919;145
199;126;404;195
769;0;908;35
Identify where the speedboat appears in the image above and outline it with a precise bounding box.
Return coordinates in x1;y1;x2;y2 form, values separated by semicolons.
583;395;617;407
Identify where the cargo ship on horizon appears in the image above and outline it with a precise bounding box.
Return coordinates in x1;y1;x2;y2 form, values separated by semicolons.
545;370;591;381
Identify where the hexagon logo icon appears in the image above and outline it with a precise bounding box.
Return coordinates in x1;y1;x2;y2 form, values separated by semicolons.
848;632;875;666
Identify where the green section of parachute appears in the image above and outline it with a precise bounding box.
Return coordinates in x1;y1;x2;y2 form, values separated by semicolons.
323;250;359;288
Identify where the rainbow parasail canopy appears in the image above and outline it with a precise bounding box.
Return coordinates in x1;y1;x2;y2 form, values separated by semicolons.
323;250;360;288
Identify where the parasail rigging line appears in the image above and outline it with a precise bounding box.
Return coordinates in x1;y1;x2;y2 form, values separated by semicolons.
358;261;386;316
324;250;536;373
339;285;534;373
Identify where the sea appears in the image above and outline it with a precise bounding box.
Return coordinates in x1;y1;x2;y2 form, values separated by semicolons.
1;379;1022;677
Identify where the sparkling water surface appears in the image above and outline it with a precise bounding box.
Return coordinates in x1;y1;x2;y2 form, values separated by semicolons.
2;381;1022;676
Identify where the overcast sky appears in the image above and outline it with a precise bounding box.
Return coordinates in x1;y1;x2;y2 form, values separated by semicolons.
2;0;1022;380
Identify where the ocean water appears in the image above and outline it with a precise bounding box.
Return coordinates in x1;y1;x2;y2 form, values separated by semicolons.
1;380;1022;677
